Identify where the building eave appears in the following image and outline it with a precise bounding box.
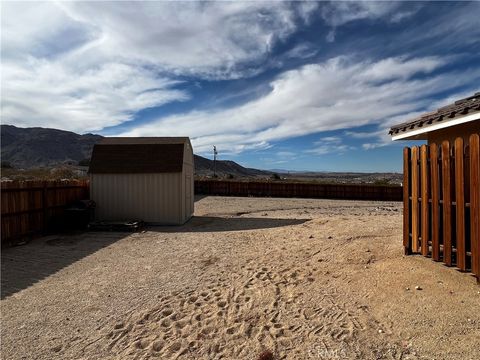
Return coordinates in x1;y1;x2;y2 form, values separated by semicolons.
391;112;480;141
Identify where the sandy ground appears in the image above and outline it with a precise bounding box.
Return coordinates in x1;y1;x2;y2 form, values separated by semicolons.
1;196;479;360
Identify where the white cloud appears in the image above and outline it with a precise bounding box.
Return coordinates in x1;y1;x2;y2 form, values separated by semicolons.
284;43;319;59
2;61;190;132
1;1;315;132
321;2;402;27
326;30;336;43
2;0;478;156
119;55;476;153
348;86;479;151
320;2;421;43
359;56;446;82
317;136;342;144
362;143;385;150
307;136;354;155
277;151;297;158
55;1;311;77
391;11;417;23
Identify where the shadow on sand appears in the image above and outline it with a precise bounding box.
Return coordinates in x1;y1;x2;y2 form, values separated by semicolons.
1;231;130;300
152;215;309;233
1;215;308;300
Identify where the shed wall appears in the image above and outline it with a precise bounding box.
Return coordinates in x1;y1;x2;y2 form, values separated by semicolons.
91;173;183;224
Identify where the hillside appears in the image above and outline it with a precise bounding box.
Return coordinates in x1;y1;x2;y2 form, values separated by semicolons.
193;155;270;177
0;125;270;178
1;125;102;168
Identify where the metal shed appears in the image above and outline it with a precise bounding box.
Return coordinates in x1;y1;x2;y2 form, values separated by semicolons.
89;137;194;225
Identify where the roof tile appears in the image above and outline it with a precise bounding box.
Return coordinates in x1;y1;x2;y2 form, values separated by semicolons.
389;92;480;135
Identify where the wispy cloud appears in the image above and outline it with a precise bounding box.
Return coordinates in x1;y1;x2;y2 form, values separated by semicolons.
120;55;478;153
391;10;417;23
1;1;316;132
1;0;479;169
320;2;421;43
307;136;354;155
322;1;420;27
2;61;190;132
321;1;402;27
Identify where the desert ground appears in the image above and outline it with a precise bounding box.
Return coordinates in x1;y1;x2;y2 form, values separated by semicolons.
1;196;479;360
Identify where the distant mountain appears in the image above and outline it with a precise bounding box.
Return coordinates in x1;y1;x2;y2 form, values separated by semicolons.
1;125;102;168
194;155;270;177
0;125;270;178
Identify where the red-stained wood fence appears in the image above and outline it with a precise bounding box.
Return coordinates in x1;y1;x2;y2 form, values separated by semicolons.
1;180;89;246
2;179;401;246
195;180;403;201
403;134;480;281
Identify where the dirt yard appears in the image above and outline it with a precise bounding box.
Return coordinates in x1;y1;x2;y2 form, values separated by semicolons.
1;196;479;359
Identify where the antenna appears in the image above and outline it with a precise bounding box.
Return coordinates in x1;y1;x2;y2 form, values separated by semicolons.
213;145;218;177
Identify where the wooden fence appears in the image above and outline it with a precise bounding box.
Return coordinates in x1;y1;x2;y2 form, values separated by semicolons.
195;180;403;201
403;134;480;281
1;180;89;246
1;179;400;246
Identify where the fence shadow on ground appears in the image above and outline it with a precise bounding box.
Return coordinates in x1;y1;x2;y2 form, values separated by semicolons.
1;231;130;300
1;216;308;299
194;194;208;202
149;215;310;233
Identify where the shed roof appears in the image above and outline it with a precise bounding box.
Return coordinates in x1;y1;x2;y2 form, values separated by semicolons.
389;92;480;139
98;137;190;145
89;137;189;174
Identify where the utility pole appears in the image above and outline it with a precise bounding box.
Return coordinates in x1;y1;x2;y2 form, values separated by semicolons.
213;145;218;177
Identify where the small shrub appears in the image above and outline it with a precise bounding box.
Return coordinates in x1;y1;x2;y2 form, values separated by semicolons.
78;158;90;166
257;350;274;360
373;178;391;186
50;167;76;179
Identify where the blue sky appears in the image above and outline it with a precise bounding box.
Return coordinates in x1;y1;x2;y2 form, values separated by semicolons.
2;1;480;172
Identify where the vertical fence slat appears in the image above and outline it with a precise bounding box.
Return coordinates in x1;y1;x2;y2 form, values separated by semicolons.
42;182;48;231
470;134;480;278
420;144;430;256
411;146;420;253
430;143;441;261
194;180;403;201
454;137;466;270
403;147;411;255
442;141;452;266
1;180;89;246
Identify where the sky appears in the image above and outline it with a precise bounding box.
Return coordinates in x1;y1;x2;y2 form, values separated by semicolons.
1;1;480;172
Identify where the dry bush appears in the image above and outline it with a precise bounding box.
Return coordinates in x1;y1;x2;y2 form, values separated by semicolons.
257;349;274;360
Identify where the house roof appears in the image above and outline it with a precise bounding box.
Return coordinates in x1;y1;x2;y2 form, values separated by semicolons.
389;92;480;139
89;137;189;174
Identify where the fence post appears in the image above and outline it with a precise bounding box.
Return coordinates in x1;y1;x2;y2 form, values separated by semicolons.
403;147;412;255
454;137;466;270
430;143;441;261
420;144;430;256
411;146;420;253
469;134;480;279
42;181;48;234
442;141;452;266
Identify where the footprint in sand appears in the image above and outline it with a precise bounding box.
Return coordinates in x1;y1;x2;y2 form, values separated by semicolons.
106;262;372;359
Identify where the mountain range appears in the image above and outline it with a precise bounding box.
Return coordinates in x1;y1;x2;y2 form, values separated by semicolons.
0;125;270;177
